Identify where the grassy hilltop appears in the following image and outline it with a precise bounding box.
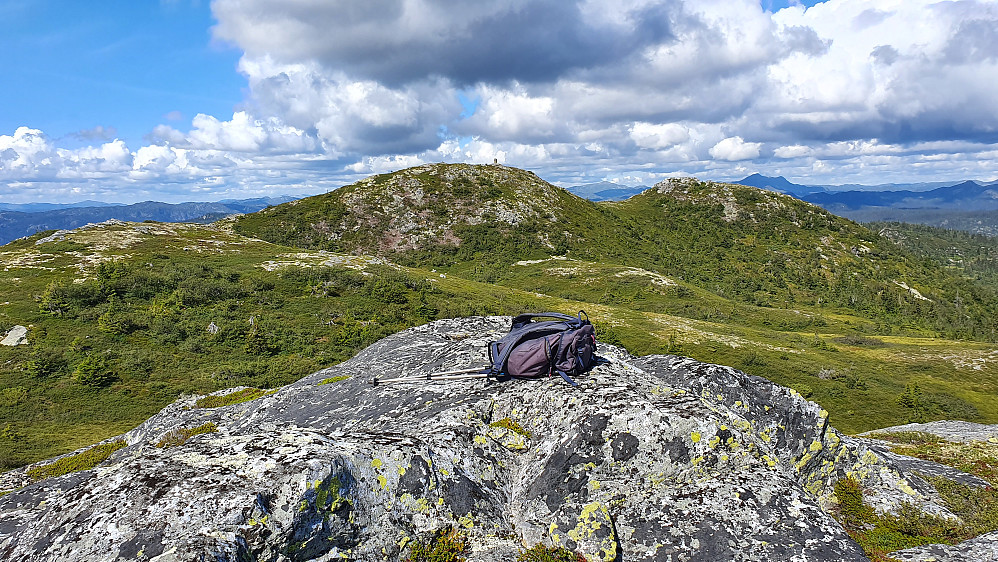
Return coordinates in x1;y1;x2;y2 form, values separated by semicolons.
1;163;997;469
237;164;997;340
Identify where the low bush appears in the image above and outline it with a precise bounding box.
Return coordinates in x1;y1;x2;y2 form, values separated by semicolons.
405;528;467;562
156;422;218;449
26;440;126;481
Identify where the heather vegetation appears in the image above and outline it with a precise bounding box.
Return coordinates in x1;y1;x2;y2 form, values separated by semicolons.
0;221;535;469
833;432;998;560
3;164;998;471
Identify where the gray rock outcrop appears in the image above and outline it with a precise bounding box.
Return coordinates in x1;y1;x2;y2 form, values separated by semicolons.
0;325;27;346
890;530;998;561
0;317;991;561
862;420;998;443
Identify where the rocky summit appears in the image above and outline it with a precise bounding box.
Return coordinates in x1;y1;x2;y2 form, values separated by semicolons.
0;317;994;561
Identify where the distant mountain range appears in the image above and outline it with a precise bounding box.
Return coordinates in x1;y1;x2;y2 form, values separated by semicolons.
733;173;828;197
733;175;998;235
0;200;122;213
800;180;998;212
0;196;297;245
565;181;650;201
728;174;998;211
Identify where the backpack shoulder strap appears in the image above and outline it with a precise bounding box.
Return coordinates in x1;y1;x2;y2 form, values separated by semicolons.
510;311;588;330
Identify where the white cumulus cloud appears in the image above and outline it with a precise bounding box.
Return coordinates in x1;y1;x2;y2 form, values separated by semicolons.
710;136;762;161
630;122;690;149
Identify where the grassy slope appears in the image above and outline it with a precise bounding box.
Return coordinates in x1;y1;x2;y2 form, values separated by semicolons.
0;221;538;469
232;164;998;432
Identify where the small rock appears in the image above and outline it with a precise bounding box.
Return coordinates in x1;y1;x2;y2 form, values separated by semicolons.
0;325;28;346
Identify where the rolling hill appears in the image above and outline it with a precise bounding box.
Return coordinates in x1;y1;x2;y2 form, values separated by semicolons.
235;163;998;341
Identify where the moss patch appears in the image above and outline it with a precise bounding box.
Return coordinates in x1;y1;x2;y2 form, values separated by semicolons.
870;431;998;482
517;544;587;562
314;476;351;517
26;439;126;481
155;422;218;449
195;388;271;408
405;528;468;562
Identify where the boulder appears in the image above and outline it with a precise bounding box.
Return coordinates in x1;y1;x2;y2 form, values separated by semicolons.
0;317;991;561
0;325;27;346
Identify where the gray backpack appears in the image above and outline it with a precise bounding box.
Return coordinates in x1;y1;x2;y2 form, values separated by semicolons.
487;311;598;386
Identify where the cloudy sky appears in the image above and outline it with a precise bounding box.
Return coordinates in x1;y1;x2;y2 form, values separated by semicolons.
2;0;998;204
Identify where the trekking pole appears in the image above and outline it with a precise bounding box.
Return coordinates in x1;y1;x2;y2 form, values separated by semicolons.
613;358;647;375
373;372;490;385
370;367;487;385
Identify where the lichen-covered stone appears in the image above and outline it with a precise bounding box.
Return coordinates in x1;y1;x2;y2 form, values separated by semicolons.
0;317;987;560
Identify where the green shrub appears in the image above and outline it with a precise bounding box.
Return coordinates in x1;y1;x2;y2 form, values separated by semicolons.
73;354;117;387
37;281;70;316
26;440;126;481
834;477;876;530
896;383;927;423
405;528;467;562
832;473;998;560
97;307;129;335
0;387;27;408
794;384;814;399
244;327;275;355
24;350;65;378
156;422;218;449
931;475;998;537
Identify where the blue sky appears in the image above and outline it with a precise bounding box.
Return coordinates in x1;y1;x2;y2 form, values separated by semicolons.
1;1;242;146
761;0;823;11
2;0;998;203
